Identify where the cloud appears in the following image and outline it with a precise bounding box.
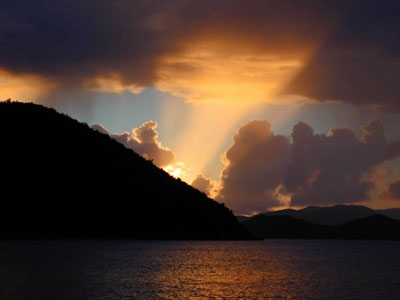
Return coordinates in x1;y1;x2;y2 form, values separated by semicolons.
216;121;291;214
284;118;395;207
92;121;175;168
388;180;400;200
2;1;400;108
0;0;171;89
216;118;400;214
284;1;400;109
191;174;215;197
0;69;53;101
91;124;109;135
382;179;400;201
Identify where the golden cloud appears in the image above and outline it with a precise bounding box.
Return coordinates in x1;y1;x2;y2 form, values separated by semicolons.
0;69;54;102
82;73;145;94
156;41;306;104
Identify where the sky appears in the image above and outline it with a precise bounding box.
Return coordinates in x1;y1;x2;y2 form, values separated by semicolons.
2;0;400;214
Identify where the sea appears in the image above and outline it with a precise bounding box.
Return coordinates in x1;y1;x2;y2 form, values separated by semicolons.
1;240;399;300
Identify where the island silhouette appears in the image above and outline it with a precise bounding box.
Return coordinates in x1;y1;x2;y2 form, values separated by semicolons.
240;206;400;240
0;101;251;240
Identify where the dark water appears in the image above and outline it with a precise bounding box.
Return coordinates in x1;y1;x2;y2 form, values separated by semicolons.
1;240;400;300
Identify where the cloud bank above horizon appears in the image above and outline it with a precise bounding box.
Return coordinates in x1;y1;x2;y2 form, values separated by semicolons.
216;118;400;214
93;118;400;214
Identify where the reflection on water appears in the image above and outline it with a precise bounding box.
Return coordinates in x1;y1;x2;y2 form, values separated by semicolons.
0;240;400;299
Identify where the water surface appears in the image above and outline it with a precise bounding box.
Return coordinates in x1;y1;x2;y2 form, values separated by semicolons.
1;240;399;299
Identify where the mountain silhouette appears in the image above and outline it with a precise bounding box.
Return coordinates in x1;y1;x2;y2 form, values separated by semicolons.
337;215;400;240
242;215;331;239
376;208;400;221
242;214;400;240
238;205;400;226
0;101;252;240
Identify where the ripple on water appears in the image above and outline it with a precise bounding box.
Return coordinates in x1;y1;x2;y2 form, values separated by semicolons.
0;240;399;300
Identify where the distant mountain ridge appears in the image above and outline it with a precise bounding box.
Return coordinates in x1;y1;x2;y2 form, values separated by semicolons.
239;205;400;240
242;215;330;239
0;101;252;240
242;214;400;240
237;205;400;226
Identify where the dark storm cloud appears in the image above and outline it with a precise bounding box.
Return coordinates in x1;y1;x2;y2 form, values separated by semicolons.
2;0;400;108
217;119;400;214
285;1;400;109
92;121;176;167
0;0;181;87
0;0;328;83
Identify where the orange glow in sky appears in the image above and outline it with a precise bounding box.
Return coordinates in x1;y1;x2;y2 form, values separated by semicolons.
156;42;305;104
156;40;308;184
160;101;256;183
0;69;54;102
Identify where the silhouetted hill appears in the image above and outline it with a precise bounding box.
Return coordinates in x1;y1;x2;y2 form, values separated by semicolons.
337;215;400;240
376;208;400;221
236;216;251;223
242;214;400;240
0;101;252;240
264;205;377;225
238;205;400;226
242;215;331;239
